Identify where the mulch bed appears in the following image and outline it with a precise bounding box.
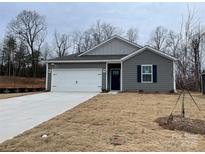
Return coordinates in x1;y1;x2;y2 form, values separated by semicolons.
155;115;205;135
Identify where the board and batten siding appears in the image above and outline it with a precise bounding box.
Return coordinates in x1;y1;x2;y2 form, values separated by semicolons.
122;49;174;92
85;38;140;55
47;62;106;91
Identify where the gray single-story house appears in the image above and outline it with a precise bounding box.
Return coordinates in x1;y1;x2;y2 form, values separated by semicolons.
46;35;177;92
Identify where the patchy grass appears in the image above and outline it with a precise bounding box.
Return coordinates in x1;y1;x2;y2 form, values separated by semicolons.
0;92;41;99
0;92;205;151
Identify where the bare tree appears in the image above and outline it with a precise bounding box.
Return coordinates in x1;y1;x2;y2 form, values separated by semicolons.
0;40;3;75
81;30;93;52
90;20;103;45
126;27;138;43
14;41;28;76
101;22;120;40
190;26;204;91
90;20;121;46
175;10;194;90
8;10;47;77
41;42;51;61
146;7;205;92
54;31;71;57
174;7;205;91
71;31;83;53
71;21;121;54
166;30;180;57
2;35;17;76
149;26;168;51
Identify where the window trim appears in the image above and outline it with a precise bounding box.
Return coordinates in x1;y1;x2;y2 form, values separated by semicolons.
141;64;153;83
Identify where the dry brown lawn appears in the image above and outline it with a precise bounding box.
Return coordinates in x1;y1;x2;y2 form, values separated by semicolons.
0;76;45;88
0;92;41;99
1;92;205;152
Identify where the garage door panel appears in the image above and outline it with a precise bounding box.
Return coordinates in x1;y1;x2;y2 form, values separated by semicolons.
51;69;102;92
52;76;77;91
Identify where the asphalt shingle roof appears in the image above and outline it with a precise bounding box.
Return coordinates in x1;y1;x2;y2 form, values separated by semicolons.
48;54;127;61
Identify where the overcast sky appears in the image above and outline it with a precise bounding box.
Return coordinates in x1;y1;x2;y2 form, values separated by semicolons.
0;2;205;45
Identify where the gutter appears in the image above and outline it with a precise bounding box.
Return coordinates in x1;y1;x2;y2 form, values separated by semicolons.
45;60;121;63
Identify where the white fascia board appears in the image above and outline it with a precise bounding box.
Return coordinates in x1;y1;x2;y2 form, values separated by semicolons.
107;60;123;63
46;60;121;63
78;35;142;57
115;35;142;48
121;46;177;62
145;46;178;61
121;47;146;61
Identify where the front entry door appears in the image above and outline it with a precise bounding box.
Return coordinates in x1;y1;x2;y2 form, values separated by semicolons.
111;69;120;90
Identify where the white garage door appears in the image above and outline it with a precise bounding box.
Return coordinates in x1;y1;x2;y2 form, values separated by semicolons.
51;69;102;92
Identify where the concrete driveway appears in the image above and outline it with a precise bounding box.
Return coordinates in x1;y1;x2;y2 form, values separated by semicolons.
0;92;98;143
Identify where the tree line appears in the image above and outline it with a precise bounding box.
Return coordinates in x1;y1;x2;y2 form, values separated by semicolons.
149;9;205;91
0;10;138;78
0;9;204;91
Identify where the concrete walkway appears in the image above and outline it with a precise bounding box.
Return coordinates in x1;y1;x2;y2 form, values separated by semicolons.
0;92;97;143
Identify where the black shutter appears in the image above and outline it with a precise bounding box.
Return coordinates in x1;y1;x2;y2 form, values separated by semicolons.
153;65;157;83
137;65;141;82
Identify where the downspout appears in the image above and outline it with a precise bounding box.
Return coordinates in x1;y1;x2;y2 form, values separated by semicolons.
121;61;123;91
173;61;176;92
45;62;48;91
105;62;108;91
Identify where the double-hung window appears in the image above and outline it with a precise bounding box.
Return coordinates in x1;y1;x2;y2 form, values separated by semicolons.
141;65;153;83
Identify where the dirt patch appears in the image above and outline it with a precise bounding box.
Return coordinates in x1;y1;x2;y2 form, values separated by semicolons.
108;135;126;146
0;93;205;151
155;115;205;135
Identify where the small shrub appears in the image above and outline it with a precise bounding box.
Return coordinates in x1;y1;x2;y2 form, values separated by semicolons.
169;89;175;93
101;89;109;93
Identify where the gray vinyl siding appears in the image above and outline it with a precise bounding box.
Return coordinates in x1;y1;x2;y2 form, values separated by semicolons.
47;62;106;91
86;38;140;55
122;49;174;92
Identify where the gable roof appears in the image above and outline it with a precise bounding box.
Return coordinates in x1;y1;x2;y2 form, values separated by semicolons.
78;35;142;56
121;45;177;61
46;40;177;63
